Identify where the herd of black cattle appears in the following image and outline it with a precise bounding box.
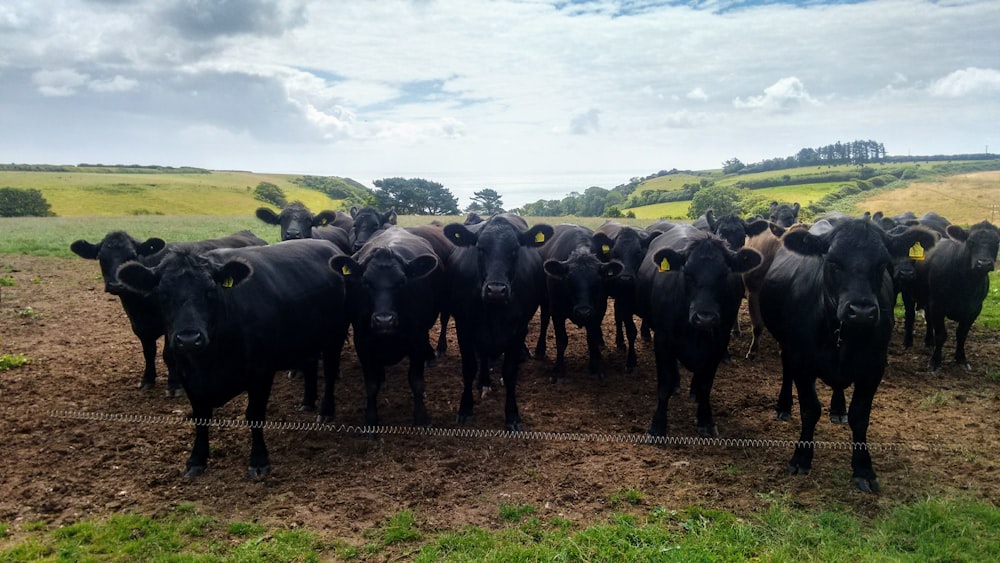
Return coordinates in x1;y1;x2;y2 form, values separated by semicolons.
69;201;1000;493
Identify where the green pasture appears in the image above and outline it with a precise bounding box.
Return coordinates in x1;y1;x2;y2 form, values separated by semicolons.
0;170;342;217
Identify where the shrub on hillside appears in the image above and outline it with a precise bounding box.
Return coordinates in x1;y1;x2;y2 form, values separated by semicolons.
0;187;54;217
253;182;287;208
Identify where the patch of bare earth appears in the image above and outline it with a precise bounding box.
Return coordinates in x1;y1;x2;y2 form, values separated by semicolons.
1;255;997;543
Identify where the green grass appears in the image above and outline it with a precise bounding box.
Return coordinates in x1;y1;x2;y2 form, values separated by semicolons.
0;353;30;371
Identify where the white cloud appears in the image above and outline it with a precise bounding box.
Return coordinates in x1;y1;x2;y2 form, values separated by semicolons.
89;75;139;93
928;67;1000;98
686;87;708;102
732;77;821;113
570;109;601;135
33;68;89;97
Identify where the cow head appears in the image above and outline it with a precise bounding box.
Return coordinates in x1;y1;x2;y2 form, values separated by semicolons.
599;226;660;293
783;220;937;327
256;202;338;241
769;201;801;228
651;234;761;330
70;231;166;295
715;214;770;251
445;216;553;305
544;247;623;327
330;247;438;335
946;221;999;274
118;251;253;352
349;206;398;252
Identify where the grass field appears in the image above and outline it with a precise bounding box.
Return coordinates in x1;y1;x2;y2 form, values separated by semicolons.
853;170;1000;225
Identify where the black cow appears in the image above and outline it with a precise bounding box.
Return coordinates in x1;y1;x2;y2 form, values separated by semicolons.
256;202;352;247
636;224;761;437
464;212;485;225
694;210;770;251
349;206;398;252
910;221;999;370
443;214;553;431
759;219;936;492
769;201;801;228
593;221;659;373
535;224;622;380
70;230;266;394
118;239;349;479
331;227;442;426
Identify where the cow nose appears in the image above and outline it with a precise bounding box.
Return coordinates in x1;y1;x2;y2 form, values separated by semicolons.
975;258;995;272
284;230;303;240
372;312;398;332
691;311;720;329
846;302;879;324
173;330;207;351
571;305;594;323
352;241;365;252
104;281;125;294
483;282;509;302
617;274;634;284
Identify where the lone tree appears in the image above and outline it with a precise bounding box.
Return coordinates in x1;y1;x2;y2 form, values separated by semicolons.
468;188;504;215
0;187;54;217
687;184;742;219
373;177;460;215
253;182;287;208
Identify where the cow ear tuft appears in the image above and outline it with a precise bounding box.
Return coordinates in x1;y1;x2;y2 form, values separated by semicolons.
330;255;360;277
782;229;828;256
255;207;281;225
139;238;166;256
70;240;101;260
216;260;252;289
946;224;968;242
525;224;554;247
405;255;439;280
745;219;770;238
387;209;398;225
117;262;159;293
443;224;477;247
543;259;569;279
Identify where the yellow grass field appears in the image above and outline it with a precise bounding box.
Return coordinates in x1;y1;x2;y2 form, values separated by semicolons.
854;171;1000;225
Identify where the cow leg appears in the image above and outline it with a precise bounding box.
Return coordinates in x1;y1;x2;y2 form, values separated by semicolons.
622;311;639;374
245;375;274;480
317;330;347;423
501;345;523;431
613;302;626;351
829;388;848;425
953;320;973;370
847;378;881;493
185;403;212;478
534;301;550;360
787;371;821;476
456;330;478;425
648;332;680;436
640;319;652;342
163;346;184;398
691;368;720;437
435;310;450;357
299;356;319;412
745;292;763;360
929;312;947;371
408;349;430;427
551;316;569;382
586;320;604;380
774;370;794;421
902;289;916;348
138;333;159;390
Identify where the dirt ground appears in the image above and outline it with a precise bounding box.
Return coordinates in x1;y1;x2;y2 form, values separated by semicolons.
1;254;998;543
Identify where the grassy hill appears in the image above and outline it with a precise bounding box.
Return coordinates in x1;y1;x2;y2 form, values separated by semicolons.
0;167;359;217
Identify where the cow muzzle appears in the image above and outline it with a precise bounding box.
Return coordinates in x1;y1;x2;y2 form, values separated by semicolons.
570;305;594;327
843;301;879;326
371;312;399;334
974;258;995;272
482;282;510;303
172;330;208;352
690;311;720;330
104;282;127;295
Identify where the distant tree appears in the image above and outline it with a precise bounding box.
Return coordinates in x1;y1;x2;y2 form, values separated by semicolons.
0;187;54;217
687;184;742;219
373;177;460;215
253;182;287;208
722;158;745;174
469;188;504;214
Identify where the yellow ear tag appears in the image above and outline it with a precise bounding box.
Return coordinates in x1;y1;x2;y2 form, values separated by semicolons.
221;276;234;288
601;244;611;255
535;232;546;243
659;258;670;272
909;242;925;261
321;218;328;226
341;264;352;276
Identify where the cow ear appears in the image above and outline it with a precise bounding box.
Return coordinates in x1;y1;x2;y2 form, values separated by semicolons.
117;262;159;293
729;248;762;274
256;207;281;225
642;230;661;248
543;259;569;279
405;255;439;280
350;206;360;218
139;238;166;256
601;260;624;279
887;227;938;258
329;255;361;277
70;240;101;260
313;210;338;228
745;219;770;238
593;232;614;260
946;224;968;242
651;248;685;272
443;224;477;247
215;260;252;289
791;202;800;215
705;209;717;231
386;209;398;225
782;229;829;256
768;223;787;237
524;224;555;247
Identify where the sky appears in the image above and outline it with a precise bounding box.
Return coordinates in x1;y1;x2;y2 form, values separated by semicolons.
1;0;998;209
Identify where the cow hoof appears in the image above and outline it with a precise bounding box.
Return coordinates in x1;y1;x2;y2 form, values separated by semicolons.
456;414;475;425
957;362;971;371
299;404;317;413
745;352;757;361
139;381;155;391
697;425;719;437
315;414;334;424
505;421;524;432
479;386;491;400
184;465;206;478
165;387;185;398
247;465;271;481
785;463;809;476
774;411;791;421
671;386;681;396
928;363;942;373
688;391;697;402
830;414;849;425
624;365;635;375
852;476;880;494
